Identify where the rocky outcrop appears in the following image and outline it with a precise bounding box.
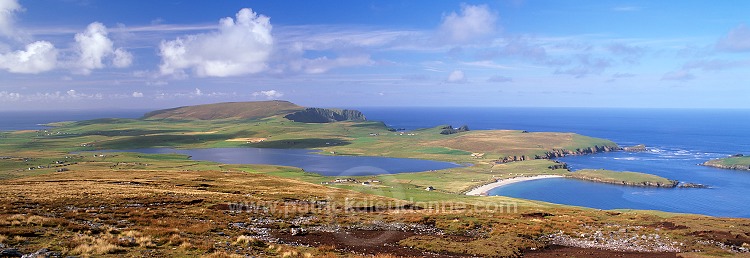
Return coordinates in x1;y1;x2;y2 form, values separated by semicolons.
679;182;710;189
284;108;366;123
623;144;647;152
548;161;569;170
534;145;622;159
439;125;470;135
494;145;620;164
500;155;531;163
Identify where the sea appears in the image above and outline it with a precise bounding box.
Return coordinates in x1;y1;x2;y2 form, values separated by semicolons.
2;107;750;217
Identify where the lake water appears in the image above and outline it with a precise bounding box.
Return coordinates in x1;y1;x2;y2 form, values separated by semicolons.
93;147;461;176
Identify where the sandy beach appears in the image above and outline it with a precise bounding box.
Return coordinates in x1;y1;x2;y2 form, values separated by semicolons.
465;175;565;196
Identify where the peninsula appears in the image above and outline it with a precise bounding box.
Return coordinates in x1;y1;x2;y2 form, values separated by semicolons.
702;154;750;171
0;101;747;257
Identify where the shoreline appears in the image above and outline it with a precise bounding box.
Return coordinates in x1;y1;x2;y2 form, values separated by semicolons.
465;175;565;196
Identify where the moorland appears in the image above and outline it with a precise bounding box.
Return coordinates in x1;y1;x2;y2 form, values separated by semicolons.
1;100;749;257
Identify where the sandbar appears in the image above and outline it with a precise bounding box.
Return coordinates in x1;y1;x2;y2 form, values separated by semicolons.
465;175;565;196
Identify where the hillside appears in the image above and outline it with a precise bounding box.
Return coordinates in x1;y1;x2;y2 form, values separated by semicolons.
142;100;304;120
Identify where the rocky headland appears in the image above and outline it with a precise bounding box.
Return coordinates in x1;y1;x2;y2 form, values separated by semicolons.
283;108;366;123
567;169;679;188
702;154;750;171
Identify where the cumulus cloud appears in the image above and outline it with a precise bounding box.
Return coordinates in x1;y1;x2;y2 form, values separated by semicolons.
74;22;133;74
0;91;21;101
446;70;466;83
159;8;273;77
132;91;144;98
0;0;22;39
717;24;750;52
252;89;283;99
0;41;57;73
661;70;694;81
112;48;133;68
63;89;103;100
438;4;498;44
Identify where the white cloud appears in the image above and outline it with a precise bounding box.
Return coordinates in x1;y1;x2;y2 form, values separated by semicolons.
252;89;283;99
438;4;498;44
0;91;21;101
446;70;466;83
0;41;57;73
112;48;133;68
0;0;22;39
159;8;273;77
145;80;168;86
74;22;133;74
132;91;143;98
717;24;750;52
289;55;373;74
194;88;203;96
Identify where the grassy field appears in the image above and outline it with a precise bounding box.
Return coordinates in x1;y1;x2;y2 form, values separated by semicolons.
568;169;678;187
0;153;748;257
1;103;748;256
703;156;750;170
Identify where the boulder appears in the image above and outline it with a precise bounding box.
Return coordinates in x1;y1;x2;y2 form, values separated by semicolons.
0;248;23;257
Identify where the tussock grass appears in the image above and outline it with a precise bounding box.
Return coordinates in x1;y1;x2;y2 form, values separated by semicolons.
233;235;264;247
70;235;123;256
202;251;245;258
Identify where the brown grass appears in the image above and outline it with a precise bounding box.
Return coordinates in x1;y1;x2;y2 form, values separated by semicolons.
70;235;123;256
427;130;583;156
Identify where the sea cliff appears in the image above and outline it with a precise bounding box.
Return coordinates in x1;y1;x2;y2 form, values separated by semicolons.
284;108;366;123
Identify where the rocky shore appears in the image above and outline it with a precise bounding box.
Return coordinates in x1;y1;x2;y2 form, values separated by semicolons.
535;145;622;159
701;154;750;171
567;175;678;188
497;145;621;163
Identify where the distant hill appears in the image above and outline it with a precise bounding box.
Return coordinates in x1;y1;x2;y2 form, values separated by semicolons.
143;100;304;120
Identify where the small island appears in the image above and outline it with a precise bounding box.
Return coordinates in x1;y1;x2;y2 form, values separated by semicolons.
702;154;750;171
567;169;678;188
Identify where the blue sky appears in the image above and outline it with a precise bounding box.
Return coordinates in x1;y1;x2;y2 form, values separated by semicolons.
1;0;749;110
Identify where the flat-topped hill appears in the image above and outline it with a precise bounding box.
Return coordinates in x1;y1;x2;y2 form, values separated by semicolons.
143;100;304;120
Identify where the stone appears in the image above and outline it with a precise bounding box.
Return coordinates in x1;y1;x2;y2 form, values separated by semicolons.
290;228;306;236
0;248;23;257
